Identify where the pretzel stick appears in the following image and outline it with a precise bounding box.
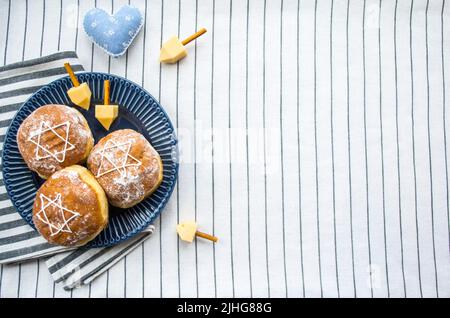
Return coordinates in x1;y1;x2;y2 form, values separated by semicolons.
64;63;80;87
195;230;218;242
182;28;207;46
104;80;110;105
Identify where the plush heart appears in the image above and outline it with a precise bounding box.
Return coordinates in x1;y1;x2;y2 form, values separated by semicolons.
83;5;144;58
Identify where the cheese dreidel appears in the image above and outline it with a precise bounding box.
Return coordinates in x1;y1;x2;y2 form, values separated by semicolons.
64;62;91;110
176;220;218;243
160;28;207;64
95;80;118;130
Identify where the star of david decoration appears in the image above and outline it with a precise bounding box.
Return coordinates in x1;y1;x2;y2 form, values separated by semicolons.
28;121;75;163
35;193;81;236
96;140;142;178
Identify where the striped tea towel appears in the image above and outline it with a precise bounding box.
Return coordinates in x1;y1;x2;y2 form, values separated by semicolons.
0;51;154;290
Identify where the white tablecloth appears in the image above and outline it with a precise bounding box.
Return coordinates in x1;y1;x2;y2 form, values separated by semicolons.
0;0;449;298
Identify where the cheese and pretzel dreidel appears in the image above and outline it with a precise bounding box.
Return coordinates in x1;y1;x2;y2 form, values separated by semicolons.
176;220;218;243
160;28;207;64
64;62;92;110
95;80;118;130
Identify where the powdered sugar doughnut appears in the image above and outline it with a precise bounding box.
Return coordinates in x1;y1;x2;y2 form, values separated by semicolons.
87;129;163;208
17;104;94;179
32;165;108;247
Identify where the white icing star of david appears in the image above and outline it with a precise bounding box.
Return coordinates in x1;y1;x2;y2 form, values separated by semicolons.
96;140;142;178
28;121;75;163
36;193;81;236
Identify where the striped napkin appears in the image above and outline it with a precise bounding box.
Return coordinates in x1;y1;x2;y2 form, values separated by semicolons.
0;51;154;290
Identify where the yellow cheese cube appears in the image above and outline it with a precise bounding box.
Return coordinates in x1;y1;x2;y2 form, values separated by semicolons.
67;82;92;110
176;221;197;243
160;36;188;64
95;104;119;130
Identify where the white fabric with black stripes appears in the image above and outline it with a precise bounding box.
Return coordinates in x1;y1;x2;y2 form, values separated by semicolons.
0;52;82;266
0;51;155;291
1;0;450;297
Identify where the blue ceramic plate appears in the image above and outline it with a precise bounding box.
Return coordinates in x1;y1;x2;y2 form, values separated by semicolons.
2;72;178;247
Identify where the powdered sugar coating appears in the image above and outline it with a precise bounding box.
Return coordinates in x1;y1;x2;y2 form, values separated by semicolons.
87;129;163;208
17;104;94;178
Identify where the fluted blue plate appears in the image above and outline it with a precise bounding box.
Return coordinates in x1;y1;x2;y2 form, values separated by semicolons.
1;72;178;247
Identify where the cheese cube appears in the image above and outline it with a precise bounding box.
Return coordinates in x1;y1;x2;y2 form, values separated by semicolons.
160;36;188;64
67;82;92;110
176;221;197;242
95;105;119;130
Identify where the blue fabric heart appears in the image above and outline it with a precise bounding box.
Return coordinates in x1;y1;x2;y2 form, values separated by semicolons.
83;5;144;58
